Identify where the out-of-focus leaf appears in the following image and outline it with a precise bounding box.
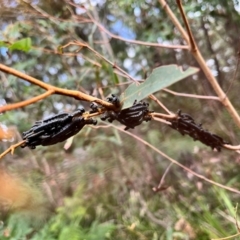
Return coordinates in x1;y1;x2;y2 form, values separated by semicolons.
9;38;32;52
120;65;199;109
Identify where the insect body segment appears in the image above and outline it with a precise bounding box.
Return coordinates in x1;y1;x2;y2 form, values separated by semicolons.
100;95;152;130
169;110;229;151
22;107;96;149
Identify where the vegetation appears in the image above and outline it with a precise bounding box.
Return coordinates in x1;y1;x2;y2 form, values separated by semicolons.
1;0;240;239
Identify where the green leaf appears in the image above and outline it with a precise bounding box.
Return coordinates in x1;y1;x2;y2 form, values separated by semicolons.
120;64;199;109
9;38;32;52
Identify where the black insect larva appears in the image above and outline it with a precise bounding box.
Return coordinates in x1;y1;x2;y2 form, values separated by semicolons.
21;107;96;149
100;95;152;130
168;110;229;151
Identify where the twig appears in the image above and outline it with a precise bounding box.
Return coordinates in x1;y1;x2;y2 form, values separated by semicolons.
163;88;221;101
2;90;54;112
152;162;173;192
151;112;175;120
0;140;25;160
223;144;240;151
67;41;137;82
0;63;114;113
176;0;196;51
149;95;173;114
158;0;189;43
152;117;171;125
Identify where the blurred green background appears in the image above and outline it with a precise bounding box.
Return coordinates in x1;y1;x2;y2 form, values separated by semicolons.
1;0;240;239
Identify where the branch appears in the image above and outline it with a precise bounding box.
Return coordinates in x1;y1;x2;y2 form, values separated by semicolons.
0;63;114;113
1;90;54;112
152;162;173;192
163;88;221;101
176;0;196;51
0;140;25;159
158;0;189;44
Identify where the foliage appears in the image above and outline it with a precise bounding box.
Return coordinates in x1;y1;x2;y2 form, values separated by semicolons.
1;0;240;239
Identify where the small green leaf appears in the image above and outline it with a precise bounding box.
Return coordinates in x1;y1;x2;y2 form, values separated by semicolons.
9;38;32;52
120;64;199;109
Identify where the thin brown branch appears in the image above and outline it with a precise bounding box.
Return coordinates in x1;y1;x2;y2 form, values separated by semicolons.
223;144;240;151
0;140;25;160
69;41;137;82
152;117;171;125
176;0;196;51
163;88;221;101
152;162;173;192
149;95;173;114
158;0;189;44
151;112;175;120
0;63;114;113
1;90;54;113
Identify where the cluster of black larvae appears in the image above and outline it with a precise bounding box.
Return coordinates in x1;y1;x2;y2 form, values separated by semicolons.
22;107;97;149
91;94;152;130
168;110;229;151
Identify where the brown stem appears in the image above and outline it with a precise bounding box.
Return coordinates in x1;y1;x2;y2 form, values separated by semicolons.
0;90;54;113
0;140;25;160
0;63;114;113
176;0;196;51
163;88;221;101
158;0;189;44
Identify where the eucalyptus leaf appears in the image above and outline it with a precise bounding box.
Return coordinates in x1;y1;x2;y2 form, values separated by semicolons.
120;64;199;109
